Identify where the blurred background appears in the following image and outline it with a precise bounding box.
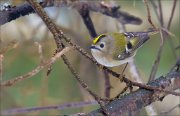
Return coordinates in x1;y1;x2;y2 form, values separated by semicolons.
0;0;179;115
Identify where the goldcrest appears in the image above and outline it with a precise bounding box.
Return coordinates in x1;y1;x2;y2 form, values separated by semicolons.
90;30;157;67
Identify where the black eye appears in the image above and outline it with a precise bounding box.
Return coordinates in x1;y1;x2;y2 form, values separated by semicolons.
100;43;104;48
127;41;132;49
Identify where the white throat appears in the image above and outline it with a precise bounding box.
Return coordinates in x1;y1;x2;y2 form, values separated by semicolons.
91;49;133;67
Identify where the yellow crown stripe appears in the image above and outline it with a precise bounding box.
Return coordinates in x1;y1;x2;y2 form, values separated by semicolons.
93;34;106;44
93;37;100;44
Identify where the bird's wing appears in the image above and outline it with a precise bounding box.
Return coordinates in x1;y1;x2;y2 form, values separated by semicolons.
117;32;150;60
124;32;150;53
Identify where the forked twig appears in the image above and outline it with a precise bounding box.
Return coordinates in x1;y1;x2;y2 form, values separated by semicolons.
26;0;110;115
150;0;178;59
148;0;178;81
0;47;72;87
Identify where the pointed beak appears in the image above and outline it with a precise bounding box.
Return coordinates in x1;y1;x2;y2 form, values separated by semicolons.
90;46;101;51
90;46;96;49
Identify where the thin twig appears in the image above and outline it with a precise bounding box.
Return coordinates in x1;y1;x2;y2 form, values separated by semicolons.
61;31;180;96
109;63;129;101
167;0;177;30
148;0;178;81
149;29;164;81
46;8;62;75
149;1;160;22
104;70;111;98
150;0;177;59
46;49;57;76
34;41;48;106
143;0;157;29
124;79;180;96
118;63;128;82
148;0;164;82
166;0;178;59
0;54;3;82
61;53;109;115
158;0;164;27
2;101;98;115
0;47;72;87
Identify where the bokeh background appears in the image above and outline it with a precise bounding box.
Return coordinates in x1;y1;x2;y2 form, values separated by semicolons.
0;0;179;115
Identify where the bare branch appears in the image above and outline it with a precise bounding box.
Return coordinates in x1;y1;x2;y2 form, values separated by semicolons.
158;0;164;27
150;0;178;59
103;70;111;98
167;0;177;30
78;4;97;38
0;2;35;25
149;29;164;81
129;60;157;115
89;68;180;115
2;101;97;115
0;47;72;87
149;1;160;22
148;0;178;81
0;1;142;26
166;0;178;59
143;0;157;29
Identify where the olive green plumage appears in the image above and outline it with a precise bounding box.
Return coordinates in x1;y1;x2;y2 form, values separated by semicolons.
110;33;126;60
90;30;157;67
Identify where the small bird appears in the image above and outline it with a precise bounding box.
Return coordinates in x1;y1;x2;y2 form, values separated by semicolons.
90;30;157;67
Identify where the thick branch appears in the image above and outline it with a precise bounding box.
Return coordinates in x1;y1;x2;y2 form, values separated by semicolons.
89;70;180;115
78;4;97;38
0;1;142;26
0;2;35;25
